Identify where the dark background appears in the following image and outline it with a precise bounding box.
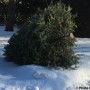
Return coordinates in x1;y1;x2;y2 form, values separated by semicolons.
0;0;90;37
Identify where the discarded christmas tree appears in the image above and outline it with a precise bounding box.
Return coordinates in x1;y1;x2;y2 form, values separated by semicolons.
4;2;78;68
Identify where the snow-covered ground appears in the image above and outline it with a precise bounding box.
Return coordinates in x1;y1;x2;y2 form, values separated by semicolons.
0;26;90;90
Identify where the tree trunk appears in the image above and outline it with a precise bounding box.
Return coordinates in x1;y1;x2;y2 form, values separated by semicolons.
5;0;15;31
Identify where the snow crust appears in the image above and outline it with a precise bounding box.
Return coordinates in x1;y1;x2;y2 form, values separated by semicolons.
0;26;90;90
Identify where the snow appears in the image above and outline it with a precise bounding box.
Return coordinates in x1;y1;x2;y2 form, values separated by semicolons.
0;26;90;90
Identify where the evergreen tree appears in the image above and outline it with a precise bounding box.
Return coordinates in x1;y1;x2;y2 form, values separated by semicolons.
4;2;78;68
15;0;59;26
62;0;90;37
